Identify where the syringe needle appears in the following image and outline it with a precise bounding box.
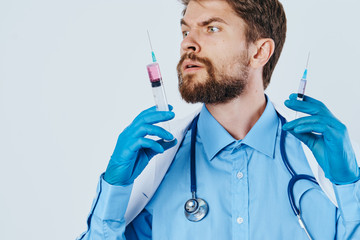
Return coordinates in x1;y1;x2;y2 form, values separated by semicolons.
146;30;157;62
305;52;310;69
147;29;153;52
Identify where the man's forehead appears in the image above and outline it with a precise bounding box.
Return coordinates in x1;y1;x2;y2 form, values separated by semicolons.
181;0;237;26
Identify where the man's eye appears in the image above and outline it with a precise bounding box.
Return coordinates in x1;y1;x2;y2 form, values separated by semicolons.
182;31;189;38
208;26;220;33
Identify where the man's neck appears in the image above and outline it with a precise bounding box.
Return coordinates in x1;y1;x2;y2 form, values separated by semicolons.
205;89;266;140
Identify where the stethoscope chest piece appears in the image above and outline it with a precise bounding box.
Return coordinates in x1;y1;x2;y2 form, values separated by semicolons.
184;197;209;222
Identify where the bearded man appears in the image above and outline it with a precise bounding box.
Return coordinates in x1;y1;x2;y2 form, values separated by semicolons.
78;1;360;239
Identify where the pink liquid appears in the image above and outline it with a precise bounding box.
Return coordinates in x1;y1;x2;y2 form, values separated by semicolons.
147;63;162;82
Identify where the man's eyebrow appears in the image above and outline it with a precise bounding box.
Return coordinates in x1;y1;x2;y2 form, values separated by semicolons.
180;17;228;27
180;18;189;27
199;17;228;27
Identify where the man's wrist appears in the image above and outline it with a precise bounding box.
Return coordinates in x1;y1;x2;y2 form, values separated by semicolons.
92;174;133;220
104;171;134;186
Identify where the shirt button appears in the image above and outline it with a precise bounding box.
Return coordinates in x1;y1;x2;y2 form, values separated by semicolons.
236;171;243;179
237;217;244;224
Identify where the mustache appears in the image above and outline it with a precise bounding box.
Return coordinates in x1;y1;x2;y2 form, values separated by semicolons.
176;52;214;75
178;52;209;66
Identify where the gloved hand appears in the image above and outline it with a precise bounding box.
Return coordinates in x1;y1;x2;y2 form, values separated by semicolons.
104;105;177;186
283;93;360;185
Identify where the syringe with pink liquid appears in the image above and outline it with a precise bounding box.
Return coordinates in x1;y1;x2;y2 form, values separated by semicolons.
146;31;171;132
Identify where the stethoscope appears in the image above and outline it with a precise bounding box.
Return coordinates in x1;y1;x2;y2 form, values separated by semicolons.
184;112;318;240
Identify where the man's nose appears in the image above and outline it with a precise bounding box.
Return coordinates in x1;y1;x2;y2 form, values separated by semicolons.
180;32;201;54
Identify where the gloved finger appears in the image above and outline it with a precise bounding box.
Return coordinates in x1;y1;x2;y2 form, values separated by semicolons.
285;94;333;117
290;93;326;106
132;124;174;140
132;110;175;127
292;121;349;144
157;138;178;151
283;115;341;131
136;105;174;119
285;129;321;151
284;100;332;117
128;137;165;154
292;123;328;134
145;138;178;159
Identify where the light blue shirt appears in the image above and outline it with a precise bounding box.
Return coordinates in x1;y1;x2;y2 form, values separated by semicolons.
78;99;360;239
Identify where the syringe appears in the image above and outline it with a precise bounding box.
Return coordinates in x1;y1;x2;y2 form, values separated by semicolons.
146;30;171;131
295;52;310;119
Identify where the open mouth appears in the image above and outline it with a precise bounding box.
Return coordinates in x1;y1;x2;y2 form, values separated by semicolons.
186;64;199;69
183;62;202;72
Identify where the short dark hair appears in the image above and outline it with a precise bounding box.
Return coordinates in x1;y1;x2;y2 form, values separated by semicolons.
180;0;287;89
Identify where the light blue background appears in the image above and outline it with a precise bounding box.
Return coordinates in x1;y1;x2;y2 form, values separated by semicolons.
0;1;359;239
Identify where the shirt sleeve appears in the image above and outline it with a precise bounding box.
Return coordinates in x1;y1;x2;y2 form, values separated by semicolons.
77;173;133;240
333;180;360;239
125;208;152;240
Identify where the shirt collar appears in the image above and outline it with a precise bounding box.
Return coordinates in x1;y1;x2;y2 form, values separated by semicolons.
197;96;279;161
197;104;235;161
241;97;279;158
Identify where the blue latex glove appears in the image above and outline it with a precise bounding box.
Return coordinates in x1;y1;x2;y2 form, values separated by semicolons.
283;93;360;185
104;105;177;186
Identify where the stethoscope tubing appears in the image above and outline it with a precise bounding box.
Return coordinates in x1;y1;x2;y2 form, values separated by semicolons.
277;114;319;215
278;113;318;240
190;115;199;195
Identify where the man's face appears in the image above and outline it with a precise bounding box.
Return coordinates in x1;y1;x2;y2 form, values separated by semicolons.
177;0;250;104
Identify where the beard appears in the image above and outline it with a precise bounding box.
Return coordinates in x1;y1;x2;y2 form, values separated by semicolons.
176;52;250;104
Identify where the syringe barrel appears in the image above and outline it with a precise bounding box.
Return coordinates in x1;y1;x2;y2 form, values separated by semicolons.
297;78;307;100
146;62;170;112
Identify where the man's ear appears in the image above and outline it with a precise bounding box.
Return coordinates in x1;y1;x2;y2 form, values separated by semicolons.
249;38;275;68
